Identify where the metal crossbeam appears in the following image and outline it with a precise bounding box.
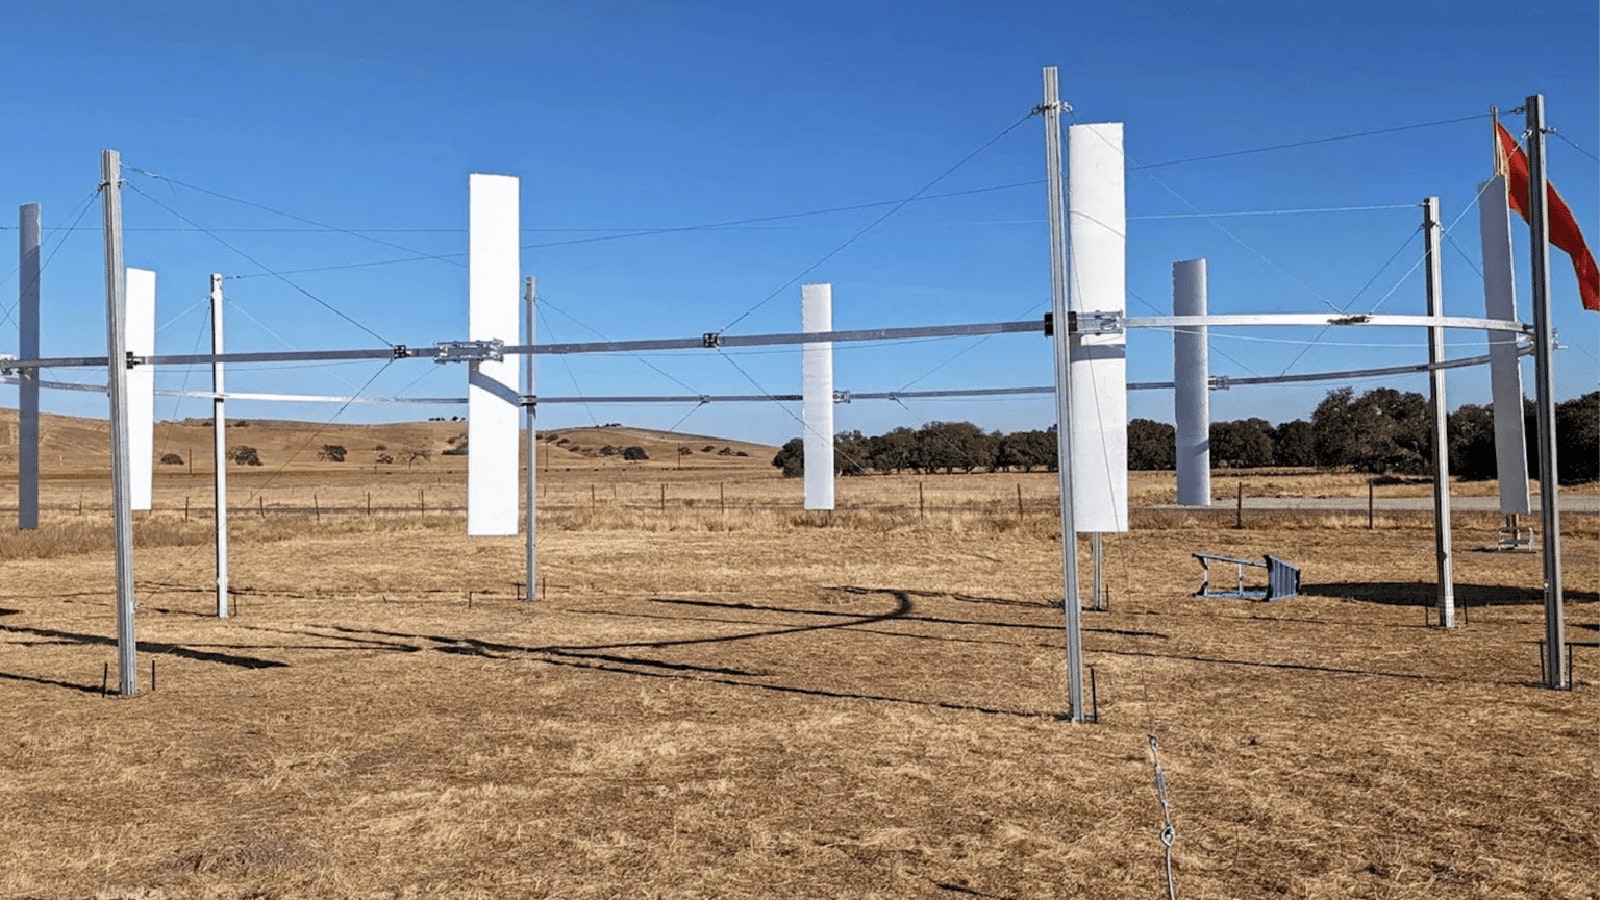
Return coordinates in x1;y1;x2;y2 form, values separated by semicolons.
0;313;1530;372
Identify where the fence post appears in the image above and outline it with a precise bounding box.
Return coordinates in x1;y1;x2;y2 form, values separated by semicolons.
720;482;726;516
660;484;666;512
1017;483;1024;521
1234;483;1243;529
184;496;189;521
919;482;925;519
314;493;321;523
1368;479;1375;529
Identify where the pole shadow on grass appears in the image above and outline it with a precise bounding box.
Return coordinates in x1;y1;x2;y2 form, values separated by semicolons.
0;624;288;669
305;591;1066;718
1301;582;1600;607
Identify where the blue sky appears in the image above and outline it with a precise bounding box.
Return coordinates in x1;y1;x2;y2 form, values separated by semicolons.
1;0;1595;445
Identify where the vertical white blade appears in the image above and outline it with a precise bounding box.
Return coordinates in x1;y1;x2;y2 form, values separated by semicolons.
1066;122;1128;532
801;283;834;510
1478;176;1532;516
1173;258;1211;507
126;268;156;511
467;173;520;536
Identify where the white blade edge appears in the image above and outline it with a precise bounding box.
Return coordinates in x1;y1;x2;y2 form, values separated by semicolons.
467;173;521;536
1173;258;1210;507
1066;122;1129;532
126;267;155;511
802;283;835;510
1478;176;1532;516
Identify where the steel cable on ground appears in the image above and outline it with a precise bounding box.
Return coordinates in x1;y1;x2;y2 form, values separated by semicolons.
122;182;397;348
716;111;1037;336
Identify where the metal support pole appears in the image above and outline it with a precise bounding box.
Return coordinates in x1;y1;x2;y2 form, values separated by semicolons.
18;203;41;530
1042;66;1084;721
1423;197;1455;628
524;276;537;601
101;150;137;696
210;274;229;618
1090;532;1105;611
1525;95;1566;688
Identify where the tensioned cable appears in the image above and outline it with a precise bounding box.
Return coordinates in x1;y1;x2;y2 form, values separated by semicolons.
171;113;1491;281
0;188;103;333
1130;113;1483;170
1125;288;1261;378
1276;222;1422;375
123;182;397;348
537;306;599;427
1550;131;1600;164
225;294;368;395
897;298;1050;392
713;348;875;474
537;294;703;396
716;111;1037;336
1364;180;1493;316
123;165;466;270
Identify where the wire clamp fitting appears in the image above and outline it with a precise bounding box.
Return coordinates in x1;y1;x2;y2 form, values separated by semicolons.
1210;375;1231;392
126;352;144;369
0;353;14;376
433;339;505;364
392;344;410;359
702;332;722;348
519;394;536;409
833;390;852;404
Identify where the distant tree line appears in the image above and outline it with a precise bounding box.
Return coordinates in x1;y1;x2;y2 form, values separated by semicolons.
772;388;1600;483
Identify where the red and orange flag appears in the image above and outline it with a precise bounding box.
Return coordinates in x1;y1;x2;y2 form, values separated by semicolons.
1496;121;1599;312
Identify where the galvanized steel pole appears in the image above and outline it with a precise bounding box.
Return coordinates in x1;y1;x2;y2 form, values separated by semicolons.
1422;197;1454;628
1042;66;1085;721
18;203;41;530
524;276;537;601
210;274;229;618
102;150;138;696
1525;95;1566;688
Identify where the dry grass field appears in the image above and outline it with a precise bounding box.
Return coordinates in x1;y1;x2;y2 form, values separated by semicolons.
0;415;1596;898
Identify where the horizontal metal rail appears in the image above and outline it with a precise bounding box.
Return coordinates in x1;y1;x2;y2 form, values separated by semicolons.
1;347;1526;406
0;313;1528;371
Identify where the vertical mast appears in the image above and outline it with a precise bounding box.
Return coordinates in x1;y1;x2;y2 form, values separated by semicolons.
211;274;229;618
1524;95;1566;688
1041;65;1084;722
1422;197;1454;628
102;149;137;696
524;276;537;601
18;203;41;530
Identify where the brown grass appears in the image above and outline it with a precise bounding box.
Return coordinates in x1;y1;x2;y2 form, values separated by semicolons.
0;419;1596;898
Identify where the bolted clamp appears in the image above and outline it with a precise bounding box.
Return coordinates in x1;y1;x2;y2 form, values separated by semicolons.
702;332;722;348
126;352;144;369
833;390;852;404
392;344;410;359
433;340;505;364
1210;375;1231;392
1044;310;1124;337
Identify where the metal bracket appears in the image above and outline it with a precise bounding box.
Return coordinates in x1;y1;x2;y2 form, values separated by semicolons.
519;394;536;409
393;344;410;359
126;352;144;369
702;332;722;348
1072;310;1124;335
1210;375;1231;392
833;390;852;404
1329;314;1371;325
0;353;14;376
1043;310;1124;336
433;339;505;364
